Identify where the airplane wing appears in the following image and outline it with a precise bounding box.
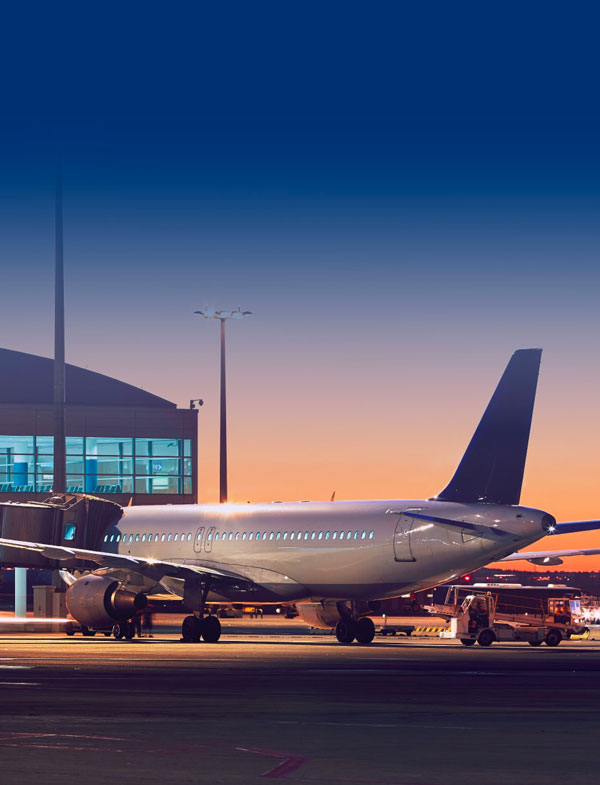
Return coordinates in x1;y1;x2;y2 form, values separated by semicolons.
0;537;251;587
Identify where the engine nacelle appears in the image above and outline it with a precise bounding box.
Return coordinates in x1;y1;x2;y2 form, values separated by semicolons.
66;574;147;628
296;601;341;630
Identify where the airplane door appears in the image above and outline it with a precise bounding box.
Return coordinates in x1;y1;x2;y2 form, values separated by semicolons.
193;527;205;553
205;526;215;553
394;514;416;562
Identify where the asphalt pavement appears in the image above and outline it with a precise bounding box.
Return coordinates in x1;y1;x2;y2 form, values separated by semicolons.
0;626;598;785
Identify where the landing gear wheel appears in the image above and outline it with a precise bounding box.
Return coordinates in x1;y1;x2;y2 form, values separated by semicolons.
124;621;135;640
201;615;222;643
545;629;562;647
65;622;75;636
460;638;476;646
528;640;543;646
335;619;356;644
112;624;125;640
355;617;375;644
477;629;495;647
81;626;96;637
182;615;202;643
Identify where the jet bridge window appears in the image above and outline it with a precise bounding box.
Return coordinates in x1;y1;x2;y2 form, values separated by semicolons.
64;523;77;541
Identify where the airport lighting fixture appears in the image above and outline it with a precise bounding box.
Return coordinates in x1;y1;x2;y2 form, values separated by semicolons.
193;308;252;503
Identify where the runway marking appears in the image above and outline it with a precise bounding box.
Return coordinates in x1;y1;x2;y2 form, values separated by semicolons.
236;746;308;778
0;665;32;669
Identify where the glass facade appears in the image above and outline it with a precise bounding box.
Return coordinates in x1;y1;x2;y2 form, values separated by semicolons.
0;436;193;495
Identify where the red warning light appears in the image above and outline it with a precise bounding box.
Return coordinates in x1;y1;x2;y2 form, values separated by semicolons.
463;575;472;582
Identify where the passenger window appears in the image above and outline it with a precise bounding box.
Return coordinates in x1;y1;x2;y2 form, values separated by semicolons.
269;532;274;540
242;532;247;540
229;533;233;541
235;532;240;541
354;531;359;539
135;534;140;542
361;531;366;539
174;534;178;542
304;532;309;540
109;534;115;543
207;532;212;542
187;533;192;541
148;534;153;542
311;532;316;540
161;533;166;541
256;533;261;541
116;534;121;542
156;534;159;541
142;534;147;542
369;531;374;539
167;534;172;542
215;533;220;541
325;531;330;540
103;534;108;542
276;532;281;540
249;532;254;540
318;531;323;539
332;531;337;539
283;532;288;540
290;532;295;540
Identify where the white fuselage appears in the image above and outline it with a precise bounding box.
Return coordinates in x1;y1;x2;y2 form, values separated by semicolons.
103;499;549;603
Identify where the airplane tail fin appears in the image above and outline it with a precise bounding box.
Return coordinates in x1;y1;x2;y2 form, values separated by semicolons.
436;348;542;505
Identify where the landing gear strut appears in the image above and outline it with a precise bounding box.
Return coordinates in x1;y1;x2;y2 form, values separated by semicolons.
181;582;222;643
334;603;376;644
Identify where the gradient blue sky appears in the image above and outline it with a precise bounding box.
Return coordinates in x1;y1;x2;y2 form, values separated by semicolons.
1;4;600;537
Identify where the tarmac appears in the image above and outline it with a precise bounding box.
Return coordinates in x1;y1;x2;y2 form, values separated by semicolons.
0;617;599;785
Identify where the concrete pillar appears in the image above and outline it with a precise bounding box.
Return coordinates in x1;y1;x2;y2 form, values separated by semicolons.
14;567;26;617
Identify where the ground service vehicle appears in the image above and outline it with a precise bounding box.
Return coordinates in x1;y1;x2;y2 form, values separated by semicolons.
430;585;588;646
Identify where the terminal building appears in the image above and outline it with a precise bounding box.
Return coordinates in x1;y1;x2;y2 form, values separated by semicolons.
0;348;198;506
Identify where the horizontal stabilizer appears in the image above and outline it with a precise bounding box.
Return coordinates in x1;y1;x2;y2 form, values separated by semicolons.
501;546;600;563
554;520;600;534
437;349;542;505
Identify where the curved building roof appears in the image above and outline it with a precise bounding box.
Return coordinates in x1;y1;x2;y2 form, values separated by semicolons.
0;348;175;408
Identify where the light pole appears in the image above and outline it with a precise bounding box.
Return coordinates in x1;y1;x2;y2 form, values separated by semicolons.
194;308;251;503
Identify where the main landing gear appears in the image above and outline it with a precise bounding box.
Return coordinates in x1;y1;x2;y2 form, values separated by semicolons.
335;603;376;644
180;580;222;643
181;614;222;643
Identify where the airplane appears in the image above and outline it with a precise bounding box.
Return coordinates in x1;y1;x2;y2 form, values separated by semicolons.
1;347;599;645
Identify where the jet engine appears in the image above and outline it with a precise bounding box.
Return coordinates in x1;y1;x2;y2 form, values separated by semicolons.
66;574;147;629
296;601;341;629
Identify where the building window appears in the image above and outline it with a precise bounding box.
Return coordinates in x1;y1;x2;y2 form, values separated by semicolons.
64;523;76;541
0;435;193;496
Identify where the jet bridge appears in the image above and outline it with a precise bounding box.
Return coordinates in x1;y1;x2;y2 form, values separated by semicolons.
0;493;122;569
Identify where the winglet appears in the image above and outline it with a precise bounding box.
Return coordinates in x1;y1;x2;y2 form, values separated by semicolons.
436;349;542;505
